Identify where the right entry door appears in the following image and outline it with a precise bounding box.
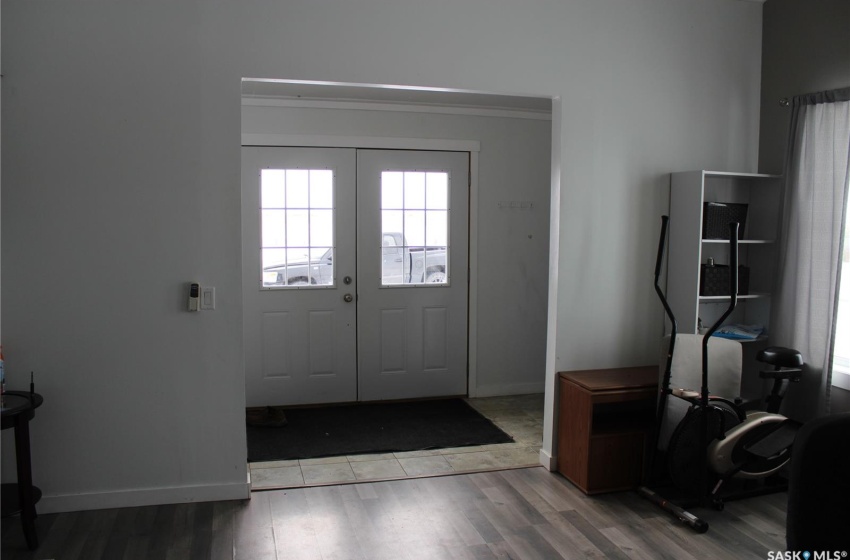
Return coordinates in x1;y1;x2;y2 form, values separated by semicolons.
356;150;470;401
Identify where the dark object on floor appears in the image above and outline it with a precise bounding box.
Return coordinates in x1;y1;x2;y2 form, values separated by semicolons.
246;398;513;462
246;406;288;428
786;412;850;550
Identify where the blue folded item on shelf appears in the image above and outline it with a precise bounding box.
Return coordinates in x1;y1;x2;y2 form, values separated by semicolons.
712;324;765;340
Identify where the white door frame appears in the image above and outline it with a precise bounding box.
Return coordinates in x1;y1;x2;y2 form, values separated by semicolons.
242;133;483;397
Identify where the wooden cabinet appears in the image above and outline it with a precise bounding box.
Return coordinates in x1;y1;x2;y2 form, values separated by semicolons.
557;366;657;494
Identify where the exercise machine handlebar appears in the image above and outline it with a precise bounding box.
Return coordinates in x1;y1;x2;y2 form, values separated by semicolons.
701;221;739;401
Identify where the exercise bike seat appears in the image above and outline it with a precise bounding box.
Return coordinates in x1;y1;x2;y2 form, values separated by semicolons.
757;347;803;368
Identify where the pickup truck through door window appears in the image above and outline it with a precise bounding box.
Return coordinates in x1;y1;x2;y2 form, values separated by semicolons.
380;170;449;286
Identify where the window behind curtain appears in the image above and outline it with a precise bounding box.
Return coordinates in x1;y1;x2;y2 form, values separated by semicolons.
833;183;850;377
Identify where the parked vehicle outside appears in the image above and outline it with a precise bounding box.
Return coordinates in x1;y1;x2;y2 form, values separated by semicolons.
262;232;447;287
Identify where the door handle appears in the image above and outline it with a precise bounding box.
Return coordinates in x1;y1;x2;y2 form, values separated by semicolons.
343;293;354;303
394;258;403;262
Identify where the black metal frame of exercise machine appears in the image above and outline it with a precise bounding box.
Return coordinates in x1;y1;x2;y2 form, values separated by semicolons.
638;216;803;533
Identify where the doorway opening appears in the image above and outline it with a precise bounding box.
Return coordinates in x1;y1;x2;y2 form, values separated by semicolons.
240;78;554;478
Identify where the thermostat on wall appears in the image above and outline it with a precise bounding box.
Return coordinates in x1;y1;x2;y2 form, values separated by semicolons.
188;283;200;312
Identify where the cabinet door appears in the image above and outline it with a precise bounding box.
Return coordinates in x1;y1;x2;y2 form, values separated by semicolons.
587;432;645;493
557;378;592;489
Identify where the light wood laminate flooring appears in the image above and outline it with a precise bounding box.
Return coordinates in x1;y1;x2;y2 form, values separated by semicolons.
1;394;790;558
1;466;788;559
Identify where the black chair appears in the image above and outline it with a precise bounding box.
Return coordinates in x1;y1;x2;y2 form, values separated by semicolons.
786;412;850;549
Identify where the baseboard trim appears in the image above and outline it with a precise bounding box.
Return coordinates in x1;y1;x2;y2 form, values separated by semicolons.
539;448;557;471
471;382;544;398
37;480;251;514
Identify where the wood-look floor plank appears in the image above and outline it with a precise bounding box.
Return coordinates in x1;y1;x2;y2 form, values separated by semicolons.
486;539;523;559
559;510;632;560
511;467;582;512
474;472;549;527
442;478;507;545
303;485;367;560
534;513;608;559
121;504;159;560
70;508;118;560
233;492;277;560
188;501;215;560
0;468;790;560
209;501;238;560
498;468;561;517
643;514;744;560
338;483;396;555
727;495;788;535
503;523;569;560
432;505;488;548
122;534;153;560
474;493;531;539
375;479;443;551
415;479;480;551
354;482;379;500
164;502;196;560
414;477;486;554
98;506;139;560
358;491;405;549
42;509;88;560
446;542;495;560
601;520;701;560
709;512;785;558
267;488;322;559
596;525;666;560
146;503;179;560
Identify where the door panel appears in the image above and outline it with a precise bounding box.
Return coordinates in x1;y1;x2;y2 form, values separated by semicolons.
356;150;469;401
242;147;357;407
243;147;469;405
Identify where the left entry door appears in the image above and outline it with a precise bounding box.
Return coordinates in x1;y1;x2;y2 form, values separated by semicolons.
242;147;357;407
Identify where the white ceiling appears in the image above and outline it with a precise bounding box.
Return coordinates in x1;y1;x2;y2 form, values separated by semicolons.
241;79;552;114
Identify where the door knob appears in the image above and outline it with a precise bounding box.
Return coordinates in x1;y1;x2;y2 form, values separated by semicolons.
343;293;354;303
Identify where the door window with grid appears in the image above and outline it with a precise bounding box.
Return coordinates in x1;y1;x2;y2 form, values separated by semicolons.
380;171;449;286
260;169;334;287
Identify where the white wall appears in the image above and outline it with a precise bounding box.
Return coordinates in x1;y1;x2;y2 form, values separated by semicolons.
242;102;552;397
1;0;764;512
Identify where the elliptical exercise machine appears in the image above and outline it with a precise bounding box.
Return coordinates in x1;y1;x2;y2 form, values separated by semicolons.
638;216;803;533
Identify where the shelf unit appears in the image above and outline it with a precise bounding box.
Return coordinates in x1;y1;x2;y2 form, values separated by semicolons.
667;171;783;338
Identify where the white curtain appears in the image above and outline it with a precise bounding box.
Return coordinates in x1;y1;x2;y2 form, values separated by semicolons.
772;87;850;419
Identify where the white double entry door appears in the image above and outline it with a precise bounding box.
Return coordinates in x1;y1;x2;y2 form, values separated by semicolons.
243;147;470;407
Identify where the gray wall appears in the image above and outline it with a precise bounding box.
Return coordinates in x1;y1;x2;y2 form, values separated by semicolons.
758;0;850;413
759;0;850;175
2;0;765;512
242;103;552;397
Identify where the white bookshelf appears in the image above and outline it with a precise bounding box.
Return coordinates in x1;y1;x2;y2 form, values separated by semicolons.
667;171;783;338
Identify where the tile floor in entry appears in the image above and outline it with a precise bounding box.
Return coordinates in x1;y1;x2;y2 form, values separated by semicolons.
249;393;544;490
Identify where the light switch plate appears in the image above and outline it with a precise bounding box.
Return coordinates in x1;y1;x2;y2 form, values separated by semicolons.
200;286;216;310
